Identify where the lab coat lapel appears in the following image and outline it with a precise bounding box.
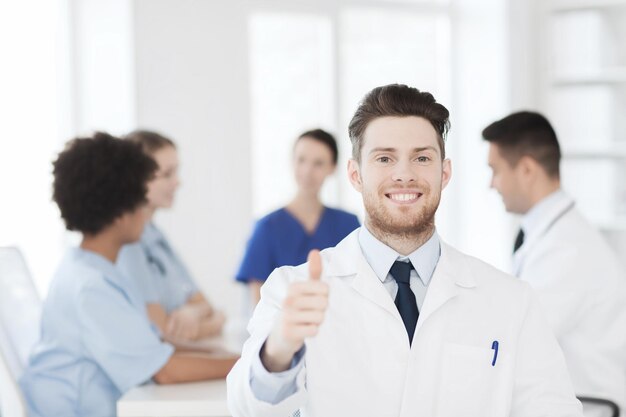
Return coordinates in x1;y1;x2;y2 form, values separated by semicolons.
416;243;476;333
351;255;400;319
513;195;574;277
513;239;534;276
326;230;401;319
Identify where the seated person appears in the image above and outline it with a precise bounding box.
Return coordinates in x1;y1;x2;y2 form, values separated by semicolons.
235;129;360;305
20;133;238;417
117;130;224;342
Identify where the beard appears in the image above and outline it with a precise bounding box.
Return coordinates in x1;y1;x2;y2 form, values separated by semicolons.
363;183;441;241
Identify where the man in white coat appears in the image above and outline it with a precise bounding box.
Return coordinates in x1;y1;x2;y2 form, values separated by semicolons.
483;111;626;416
227;85;583;417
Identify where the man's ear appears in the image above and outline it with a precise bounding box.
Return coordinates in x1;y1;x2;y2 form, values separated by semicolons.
441;158;452;190
347;159;362;193
518;155;537;178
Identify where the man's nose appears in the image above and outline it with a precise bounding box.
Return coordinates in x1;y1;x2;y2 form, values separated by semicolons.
391;160;416;182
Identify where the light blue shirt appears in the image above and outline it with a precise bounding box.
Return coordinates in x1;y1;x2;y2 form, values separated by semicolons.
249;226;441;404
19;248;174;417
117;223;199;312
358;226;439;310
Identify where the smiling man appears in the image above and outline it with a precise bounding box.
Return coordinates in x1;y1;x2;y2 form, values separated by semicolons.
227;85;583;417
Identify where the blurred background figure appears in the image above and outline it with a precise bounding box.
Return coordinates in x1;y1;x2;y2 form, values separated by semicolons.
117;130;226;342
483;111;626;417
4;0;625;330
235;129;359;306
20;133;237;417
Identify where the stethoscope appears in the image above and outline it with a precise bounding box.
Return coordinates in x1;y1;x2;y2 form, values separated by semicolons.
535;201;576;239
144;241;171;276
515;201;576;275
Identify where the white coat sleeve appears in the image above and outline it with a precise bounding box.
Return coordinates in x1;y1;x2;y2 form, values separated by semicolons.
510;284;583;417
226;266;309;417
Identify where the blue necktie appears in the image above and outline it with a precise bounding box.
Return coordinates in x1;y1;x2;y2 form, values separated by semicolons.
513;229;525;253
390;260;419;345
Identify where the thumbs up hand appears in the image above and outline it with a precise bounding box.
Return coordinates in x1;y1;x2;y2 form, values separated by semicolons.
307;249;322;281
261;250;330;372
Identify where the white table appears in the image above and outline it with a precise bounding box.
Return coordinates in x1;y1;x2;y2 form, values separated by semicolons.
117;320;248;417
117;379;230;417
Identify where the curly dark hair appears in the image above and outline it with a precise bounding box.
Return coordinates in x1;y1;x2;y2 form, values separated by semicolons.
52;132;158;235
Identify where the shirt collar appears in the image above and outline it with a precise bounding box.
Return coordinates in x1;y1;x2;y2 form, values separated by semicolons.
358;225;441;286
141;222;165;246
76;246;148;306
73;247;126;285
521;189;572;239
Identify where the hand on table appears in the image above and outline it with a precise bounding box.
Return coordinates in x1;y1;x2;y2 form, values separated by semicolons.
166;304;202;341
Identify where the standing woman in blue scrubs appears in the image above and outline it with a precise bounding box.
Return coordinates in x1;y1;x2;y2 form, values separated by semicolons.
236;129;360;305
20;133;238;417
117;130;225;342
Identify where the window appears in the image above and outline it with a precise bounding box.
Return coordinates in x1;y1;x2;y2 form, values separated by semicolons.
249;2;452;219
249;13;336;217
0;0;70;295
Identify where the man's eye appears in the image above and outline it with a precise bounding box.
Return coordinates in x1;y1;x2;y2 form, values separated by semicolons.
377;156;391;163
417;156;431;163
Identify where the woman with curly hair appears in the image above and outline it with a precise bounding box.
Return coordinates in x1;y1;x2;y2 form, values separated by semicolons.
19;133;238;417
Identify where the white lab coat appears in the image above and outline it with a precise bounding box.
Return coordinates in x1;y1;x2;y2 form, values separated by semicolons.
513;198;626;414
227;230;582;417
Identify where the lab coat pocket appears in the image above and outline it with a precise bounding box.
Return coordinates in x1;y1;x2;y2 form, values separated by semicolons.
437;342;497;417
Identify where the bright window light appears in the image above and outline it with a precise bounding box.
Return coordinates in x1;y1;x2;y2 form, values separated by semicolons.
0;0;69;296
249;13;336;217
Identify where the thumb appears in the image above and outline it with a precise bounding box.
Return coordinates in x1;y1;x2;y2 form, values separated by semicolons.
307;249;322;281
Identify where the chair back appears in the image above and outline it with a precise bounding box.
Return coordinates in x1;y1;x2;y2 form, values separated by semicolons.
0;327;28;417
578;396;620;417
0;246;42;417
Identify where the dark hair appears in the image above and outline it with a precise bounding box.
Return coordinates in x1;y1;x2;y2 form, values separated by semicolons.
296;129;339;165
482;111;561;178
348;84;450;161
52;132;157;235
124;129;176;156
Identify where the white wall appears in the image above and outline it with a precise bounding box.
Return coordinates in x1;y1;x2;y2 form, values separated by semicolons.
442;0;512;270
72;0;136;135
132;0;252;318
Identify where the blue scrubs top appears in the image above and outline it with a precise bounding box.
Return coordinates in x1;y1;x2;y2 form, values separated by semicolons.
20;248;174;417
235;206;359;283
117;223;199;313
